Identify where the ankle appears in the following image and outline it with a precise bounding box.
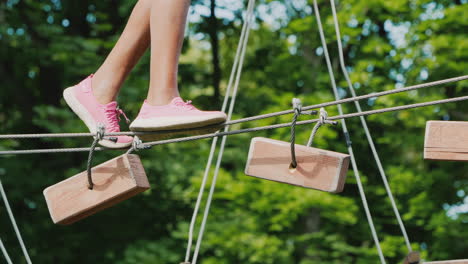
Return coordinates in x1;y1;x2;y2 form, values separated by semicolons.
92;88;115;105
146;95;177;106
91;76;118;105
146;89;180;106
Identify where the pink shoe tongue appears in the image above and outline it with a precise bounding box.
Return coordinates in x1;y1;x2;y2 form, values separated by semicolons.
104;101;118;109
170;97;185;105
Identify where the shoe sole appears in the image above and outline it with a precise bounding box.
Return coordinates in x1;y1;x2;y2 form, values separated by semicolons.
135;122;225;142
129;115;226;131
63;87;132;149
129;115;226;141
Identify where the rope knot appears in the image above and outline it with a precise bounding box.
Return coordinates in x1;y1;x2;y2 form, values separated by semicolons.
132;136;144;152
292;98;302;115
306;107;337;148
96;123;106;141
96;123;119;143
318;108;337;126
126;136;151;154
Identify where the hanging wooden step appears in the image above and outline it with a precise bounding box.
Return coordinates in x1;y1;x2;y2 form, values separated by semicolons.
244;137;350;193
424;121;468;161
44;154;150;225
424;260;468;264
403;251;420;264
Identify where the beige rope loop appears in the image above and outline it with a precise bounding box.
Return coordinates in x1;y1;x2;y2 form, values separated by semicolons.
306;107;337;148
87;124;106;190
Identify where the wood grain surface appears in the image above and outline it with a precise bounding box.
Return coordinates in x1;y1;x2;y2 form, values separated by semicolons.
44;154;150;225
244;137;349;193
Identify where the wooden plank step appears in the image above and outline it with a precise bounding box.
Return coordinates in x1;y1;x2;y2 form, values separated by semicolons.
44;154;150;225
424;260;468;264
424;121;468;161
403;251;420;264
244;137;349;193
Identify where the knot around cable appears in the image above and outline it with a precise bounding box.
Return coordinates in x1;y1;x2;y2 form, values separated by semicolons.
317;107;338;126
290;98;338;169
126;136;150;154
95;124;105;141
306;107;337;147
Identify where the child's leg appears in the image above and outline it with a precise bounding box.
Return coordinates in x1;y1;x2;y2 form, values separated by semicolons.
92;0;152;104
129;0;226;134
147;0;191;106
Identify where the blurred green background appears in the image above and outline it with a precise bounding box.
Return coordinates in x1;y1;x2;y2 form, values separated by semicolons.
1;0;467;263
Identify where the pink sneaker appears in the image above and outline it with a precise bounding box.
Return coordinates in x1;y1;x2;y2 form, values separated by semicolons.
129;97;227;132
63;75;133;148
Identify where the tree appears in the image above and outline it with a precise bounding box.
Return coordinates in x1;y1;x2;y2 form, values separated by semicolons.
0;0;466;263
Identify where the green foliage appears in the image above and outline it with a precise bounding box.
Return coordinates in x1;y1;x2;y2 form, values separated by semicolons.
0;0;467;263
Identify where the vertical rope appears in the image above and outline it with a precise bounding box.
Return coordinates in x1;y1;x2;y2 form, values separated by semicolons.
191;2;255;262
329;0;413;252
190;2;255;263
312;1;386;263
0;238;13;264
306;121;322;148
87;124;105;190
290;99;302;168
0;179;32;264
184;1;255;263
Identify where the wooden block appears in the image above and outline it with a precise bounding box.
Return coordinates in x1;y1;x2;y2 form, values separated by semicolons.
244;137;350;193
424;260;468;264
403;251;420;264
44;154;150;225
424;121;468;161
424;151;468;161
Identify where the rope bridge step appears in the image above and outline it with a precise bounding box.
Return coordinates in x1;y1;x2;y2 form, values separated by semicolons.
424;260;468;264
244;137;349;193
402;251;420;264
424;121;468;161
44;154;149;225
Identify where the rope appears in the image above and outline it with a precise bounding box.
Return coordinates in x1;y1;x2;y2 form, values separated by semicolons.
225;74;467;126
0;74;466;140
0;147;105;155
312;0;386;262
86;124;105;190
290;98;317;168
306;107;337;147
1;94;468;156
184;0;251;260
0;179;32;264
191;1;255;263
126;136;149;154
290;98;302;168
184;138;217;263
329;0;413;252
142;94;468;145
0;238;13;264
185;1;255;263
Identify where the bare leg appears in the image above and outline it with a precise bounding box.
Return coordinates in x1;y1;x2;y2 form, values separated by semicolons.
147;0;191;106
128;0;225;133
92;0;152;104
